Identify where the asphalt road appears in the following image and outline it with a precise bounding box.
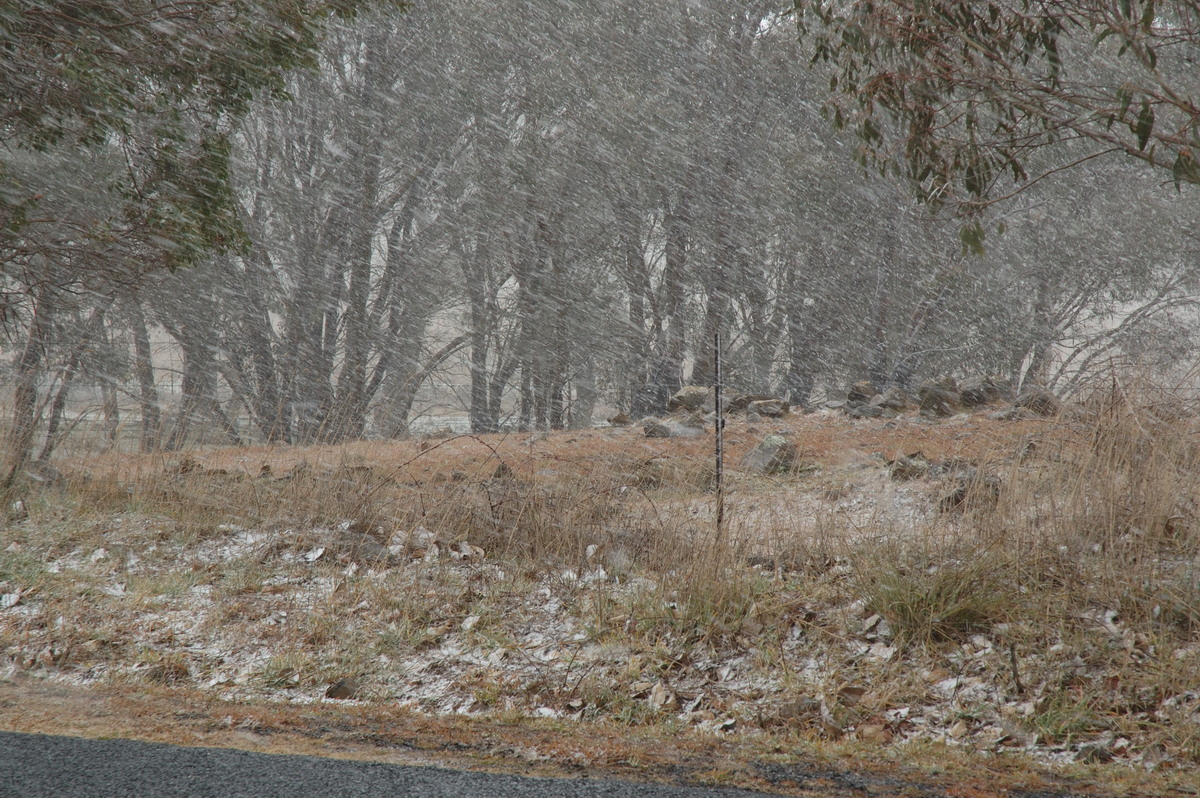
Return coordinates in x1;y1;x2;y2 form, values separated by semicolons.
0;731;790;798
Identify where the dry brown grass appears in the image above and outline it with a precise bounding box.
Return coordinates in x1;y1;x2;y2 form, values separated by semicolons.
3;386;1200;779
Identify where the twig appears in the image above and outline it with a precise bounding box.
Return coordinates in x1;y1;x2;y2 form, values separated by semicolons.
1009;642;1026;695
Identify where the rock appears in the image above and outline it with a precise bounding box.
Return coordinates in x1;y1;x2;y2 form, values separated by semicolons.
960;374;1013;407
870;388;910;411
643;418;704;438
728;393;776;412
846;380;878;407
667;385;713;413
325;677;363;700
747;398;789;418
742;435;799;475
333;531;398;566
643;420;671;438
1015;385;1061;416
847;403;886;419
918;379;962;417
888;452;929;480
607;412;632;426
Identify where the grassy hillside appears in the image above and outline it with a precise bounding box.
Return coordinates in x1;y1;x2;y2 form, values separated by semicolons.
2;381;1198;795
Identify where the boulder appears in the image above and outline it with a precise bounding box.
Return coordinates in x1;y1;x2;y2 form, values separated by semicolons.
960;375;1013;407
742;434;800;475
728;393;776;412
918;379;962;418
888;452;929;481
643;418;705;438
847;403;887;419
747;398;789;418
846;380;878;407
870;388;910;411
1015;386;1061;417
667;386;713;413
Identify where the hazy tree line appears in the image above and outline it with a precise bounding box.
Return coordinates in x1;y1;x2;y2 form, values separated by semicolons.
3;0;1198;481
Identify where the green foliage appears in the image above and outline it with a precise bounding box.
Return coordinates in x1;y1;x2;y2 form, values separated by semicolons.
959;220;986;257
795;0;1200;220
856;544;1011;645
0;0;402;274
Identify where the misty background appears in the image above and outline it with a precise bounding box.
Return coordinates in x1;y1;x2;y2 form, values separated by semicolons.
3;0;1198;472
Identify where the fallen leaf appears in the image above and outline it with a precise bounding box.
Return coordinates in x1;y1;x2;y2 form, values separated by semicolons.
838;684;868;706
325;677;362;700
857;721;892;744
649;681;678;710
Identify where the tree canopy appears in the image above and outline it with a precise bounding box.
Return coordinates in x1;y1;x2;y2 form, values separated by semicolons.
0;0;399;485
0;0;399;273
795;0;1200;237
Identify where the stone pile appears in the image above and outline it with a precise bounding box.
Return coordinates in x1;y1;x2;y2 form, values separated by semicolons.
835;374;1062;421
626;386;793;438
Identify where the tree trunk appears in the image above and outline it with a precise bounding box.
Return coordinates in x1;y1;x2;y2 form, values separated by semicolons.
240;250;288;443
634;189;688;416
37;302;114;463
129;299;162;452
1022;272;1056;387
3;285;55;489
